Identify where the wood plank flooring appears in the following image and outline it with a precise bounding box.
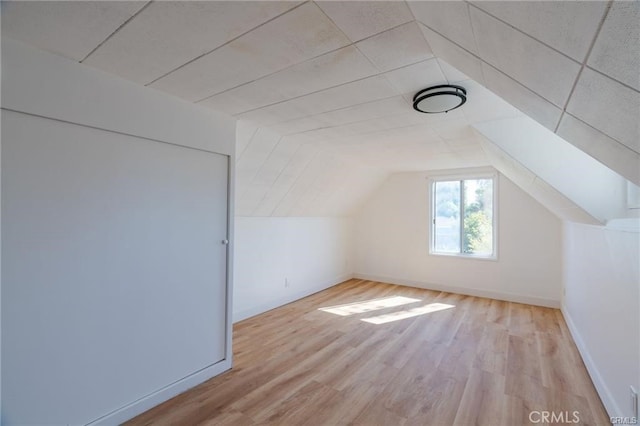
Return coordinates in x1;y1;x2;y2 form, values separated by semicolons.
127;279;609;425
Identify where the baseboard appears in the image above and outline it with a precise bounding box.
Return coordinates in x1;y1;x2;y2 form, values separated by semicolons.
86;359;232;425
86;272;354;424
561;304;617;418
233;273;353;323
353;273;560;308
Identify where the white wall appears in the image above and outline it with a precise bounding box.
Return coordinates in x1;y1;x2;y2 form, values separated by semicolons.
562;221;640;419
233;216;352;322
2;38;233;155
1;39;235;424
354;171;563;307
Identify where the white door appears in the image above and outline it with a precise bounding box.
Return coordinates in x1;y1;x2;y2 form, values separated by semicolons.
2;110;229;424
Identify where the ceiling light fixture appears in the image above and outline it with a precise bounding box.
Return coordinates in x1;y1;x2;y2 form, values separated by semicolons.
412;84;467;114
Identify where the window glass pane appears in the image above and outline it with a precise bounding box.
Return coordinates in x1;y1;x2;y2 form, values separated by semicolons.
462;178;493;255
433;180;460;253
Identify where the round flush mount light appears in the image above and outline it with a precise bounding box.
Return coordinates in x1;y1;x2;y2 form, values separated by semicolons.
413;84;467;114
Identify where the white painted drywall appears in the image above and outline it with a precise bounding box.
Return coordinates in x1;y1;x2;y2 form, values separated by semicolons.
475;116;629;223
354;171;563;306
1;39;235;424
562;221;640;419
2;38;234;155
2;111;229;424
233;216;353;322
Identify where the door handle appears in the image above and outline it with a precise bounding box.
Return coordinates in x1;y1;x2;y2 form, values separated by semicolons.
221;239;229;245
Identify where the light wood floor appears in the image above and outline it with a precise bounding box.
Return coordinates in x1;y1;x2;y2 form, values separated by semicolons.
128;279;609;425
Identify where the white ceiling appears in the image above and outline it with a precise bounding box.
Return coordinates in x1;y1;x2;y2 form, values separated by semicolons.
2;1;639;218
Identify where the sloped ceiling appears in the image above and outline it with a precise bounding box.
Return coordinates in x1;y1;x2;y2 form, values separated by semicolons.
475;116;631;225
2;1;638;218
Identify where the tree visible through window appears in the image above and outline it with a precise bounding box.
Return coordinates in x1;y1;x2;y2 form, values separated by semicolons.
432;177;495;257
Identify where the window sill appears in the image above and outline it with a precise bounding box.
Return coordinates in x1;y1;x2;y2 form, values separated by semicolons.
429;251;498;262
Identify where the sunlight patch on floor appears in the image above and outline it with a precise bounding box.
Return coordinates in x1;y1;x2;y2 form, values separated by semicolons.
361;303;455;324
318;296;422;316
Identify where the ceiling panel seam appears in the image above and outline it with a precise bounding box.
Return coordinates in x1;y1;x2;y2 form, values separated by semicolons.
315;0;413;44
256;144;305;194
404;0;420;31
293;109;421;137
356;20;422;45
479;61;563;125
80;1;152;63
308;165;354;216
403;7;449;84
237;135;283;200
206;53;433;117
250;138;295;186
293;162;339;216
464;2;488;84
193;43;356;104
247;187;271;217
234;74;387;117
555;0;614;133
311;2;423;74
311;0;352;43
236;125;260;162
424;58;449;86
235;57;428;118
264;93;404;131
584;65;640;95
466;2;586;67
354;40;387;75
467;8;581;108
266;147;326;216
293;111;451;142
563;112;640;157
416;21;483;66
464;2;483;62
302;112;445;140
415;19;577;122
310;166;356;216
143;1;308;87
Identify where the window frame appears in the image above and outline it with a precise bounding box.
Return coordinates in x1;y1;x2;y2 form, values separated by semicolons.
428;172;498;260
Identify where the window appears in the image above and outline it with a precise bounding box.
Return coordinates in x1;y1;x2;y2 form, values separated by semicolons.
430;175;496;258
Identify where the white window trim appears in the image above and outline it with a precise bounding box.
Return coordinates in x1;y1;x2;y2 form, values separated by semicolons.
427;171;499;261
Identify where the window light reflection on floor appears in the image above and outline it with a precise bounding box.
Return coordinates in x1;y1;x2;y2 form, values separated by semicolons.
318;296;422;316
361;303;455;325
